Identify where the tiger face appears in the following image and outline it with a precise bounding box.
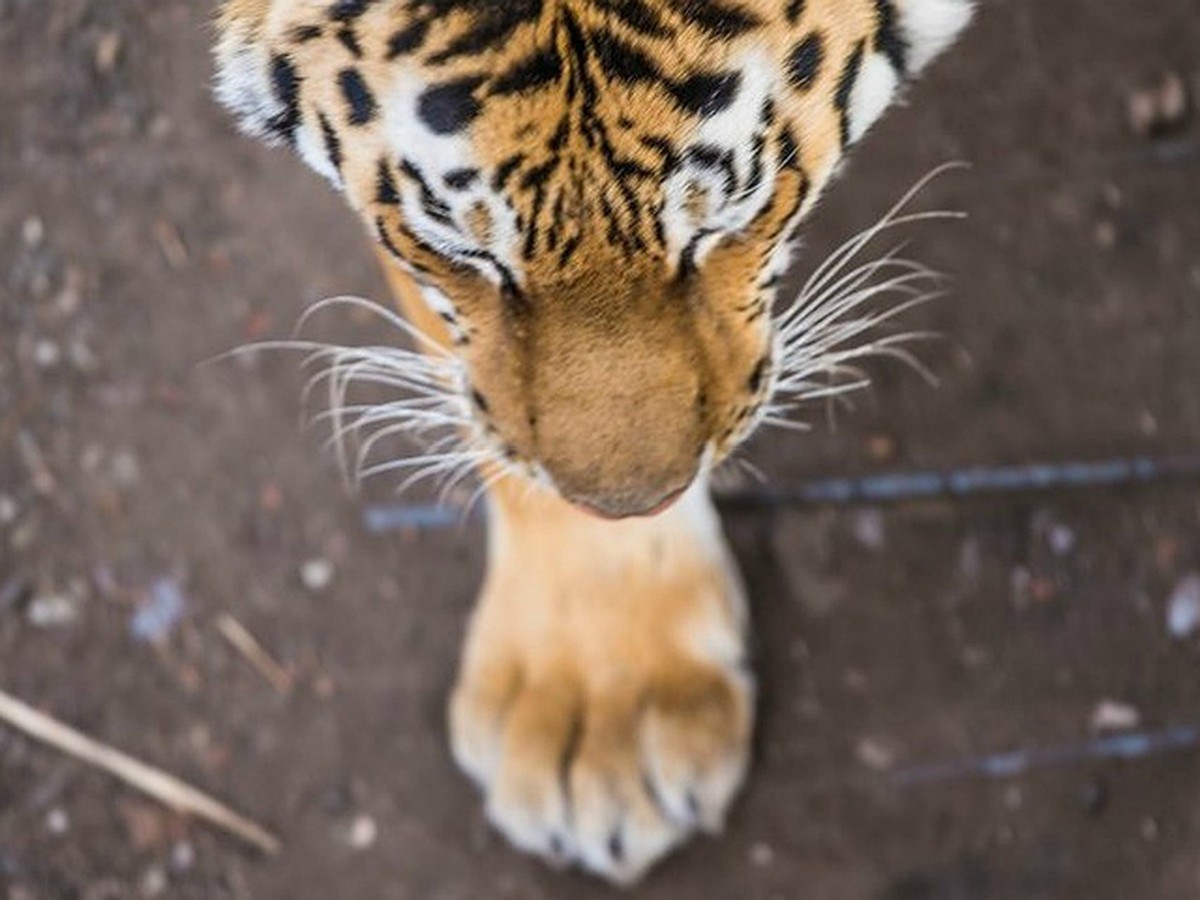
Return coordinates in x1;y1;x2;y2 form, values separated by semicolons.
216;0;972;517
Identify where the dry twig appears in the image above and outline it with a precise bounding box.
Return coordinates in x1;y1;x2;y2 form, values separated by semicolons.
216;613;294;695
0;687;281;855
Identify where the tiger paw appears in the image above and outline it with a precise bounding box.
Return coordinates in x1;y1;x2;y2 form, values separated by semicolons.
448;486;754;885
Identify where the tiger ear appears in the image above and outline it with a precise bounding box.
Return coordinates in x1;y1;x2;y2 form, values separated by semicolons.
213;0;294;145
842;0;974;146
896;0;975;74
214;1;347;188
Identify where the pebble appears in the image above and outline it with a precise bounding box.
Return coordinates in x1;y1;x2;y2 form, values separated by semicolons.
852;508;886;550
110;449;141;488
1166;573;1200;639
32;339;61;369
21;216;44;248
346;813;378;851
26;592;79;628
301;558;335;593
0;495;17;526
855;737;896;771
749;842;775;867
1090;699;1141;733
139;866;167;898
45;808;69;835
1047;523;1077;557
1128;72;1189;137
95;31;122;74
1141;817;1160;843
169;841;196;873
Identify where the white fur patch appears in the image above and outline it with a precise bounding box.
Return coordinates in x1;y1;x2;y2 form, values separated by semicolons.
847;51;901;144
213;29;282;142
661;52;780;269
895;0;975;73
380;72;520;283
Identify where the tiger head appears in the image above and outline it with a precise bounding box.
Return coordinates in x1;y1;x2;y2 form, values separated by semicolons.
216;0;972;517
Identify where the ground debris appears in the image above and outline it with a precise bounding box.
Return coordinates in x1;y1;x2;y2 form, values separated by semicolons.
1128;72;1190;138
1090;699;1141;733
1166;573;1200;640
26;589;82;629
300;558;335;593
129;578;188;644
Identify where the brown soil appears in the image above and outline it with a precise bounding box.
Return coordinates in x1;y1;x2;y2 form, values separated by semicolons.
3;1;1200;898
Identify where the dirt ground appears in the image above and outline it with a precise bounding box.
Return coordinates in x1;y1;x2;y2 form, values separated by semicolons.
3;1;1200;898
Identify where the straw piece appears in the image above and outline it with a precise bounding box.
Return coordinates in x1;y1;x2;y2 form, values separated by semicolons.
0;687;281;855
216;613;294;695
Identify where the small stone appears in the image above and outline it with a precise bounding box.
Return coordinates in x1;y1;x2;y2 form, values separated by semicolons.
95;31;122;74
1141;817;1160;842
855;737;895;771
1047;523;1076;557
1166;573;1200;639
169;841;196;872
749;842;775;867
32;340;61;369
0;495;17;526
1091;699;1141;733
110;450;140;488
1139;410;1160;437
852;508;886;551
45;808;69;835
346;814;378;851
26;593;78;628
1094;219;1117;250
54;267;84;317
139;866;167;898
1128;73;1190;137
21;216;44;248
301;558;335;593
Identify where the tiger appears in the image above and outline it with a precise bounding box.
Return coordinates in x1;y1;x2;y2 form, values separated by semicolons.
213;0;973;884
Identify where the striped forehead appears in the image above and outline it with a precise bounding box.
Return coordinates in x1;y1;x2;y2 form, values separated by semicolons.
217;0;973;289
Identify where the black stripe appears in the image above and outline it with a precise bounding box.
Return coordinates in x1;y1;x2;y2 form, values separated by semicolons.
426;0;544;65
672;70;741;116
338;68;377;125
417;77;485;134
291;24;323;42
491;48;563;96
444;168;480;190
328;0;374;22
873;0;908;74
663;0;761;39
318;112;343;175
785;33;824;92
590;29;662;85
375;159;400;205
335;26;363;58
266;54;302;144
834;41;865;146
592;0;673;38
387;19;430;58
